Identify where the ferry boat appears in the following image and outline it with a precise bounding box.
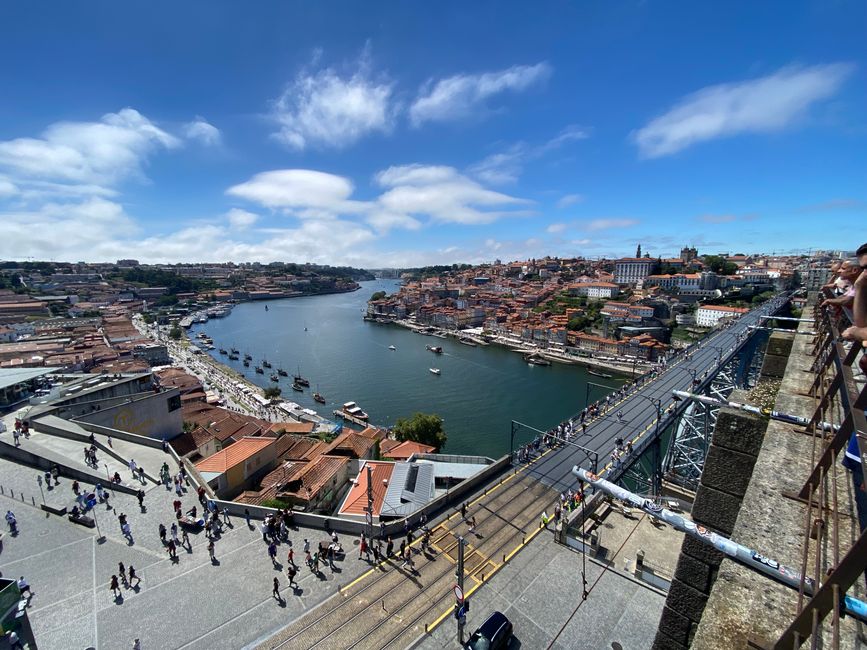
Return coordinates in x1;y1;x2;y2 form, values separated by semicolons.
426;345;443;354
277;368;288;377
429;368;441;375
341;401;369;421
588;369;612;378
254;366;264;374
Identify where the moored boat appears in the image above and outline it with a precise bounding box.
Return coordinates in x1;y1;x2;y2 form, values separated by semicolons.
270;374;280;382
254;366;264;374
277;368;288;377
262;360;272;368
429;368;441;375
426;345;443;354
291;382;304;391
587;369;612;378
313;392;326;404
341;401;369;421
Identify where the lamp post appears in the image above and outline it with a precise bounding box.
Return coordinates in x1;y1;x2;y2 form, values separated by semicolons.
633;394;663;497
585;381;611;410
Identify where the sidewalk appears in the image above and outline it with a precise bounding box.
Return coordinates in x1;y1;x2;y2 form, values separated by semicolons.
416;526;665;649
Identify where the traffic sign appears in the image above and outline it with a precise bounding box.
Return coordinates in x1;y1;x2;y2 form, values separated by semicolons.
453;584;464;603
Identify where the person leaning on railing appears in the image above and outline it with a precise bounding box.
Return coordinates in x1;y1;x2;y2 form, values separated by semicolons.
840;242;867;375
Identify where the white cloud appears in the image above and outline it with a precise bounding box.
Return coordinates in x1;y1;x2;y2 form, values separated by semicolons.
226;208;259;229
184;117;222;146
633;63;855;158
271;50;396;150
226;169;362;217
546;223;568;233
374;164;532;226
556;193;584;208
585;218;639;231
0;177;17;197
410;62;552;126
0;108;180;186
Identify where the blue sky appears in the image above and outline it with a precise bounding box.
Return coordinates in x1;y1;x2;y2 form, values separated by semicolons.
0;1;864;266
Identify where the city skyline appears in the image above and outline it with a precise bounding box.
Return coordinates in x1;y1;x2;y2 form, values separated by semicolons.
0;1;865;266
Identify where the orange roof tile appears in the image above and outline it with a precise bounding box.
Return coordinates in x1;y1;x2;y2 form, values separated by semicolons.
195;436;275;473
382;440;436;460
338;461;394;517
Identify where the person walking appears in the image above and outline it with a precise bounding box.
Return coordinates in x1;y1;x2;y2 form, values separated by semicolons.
286;565;298;589
110;574;120;598
461;502;467;520
128;565;140;587
358;536;368;561
137;466;145;484
118;562;127;587
158;523;167;544
244;508;251;527
272;576;282;602
12;428;20;447
303;538;310;554
386;537;394;558
287;546;295;568
129;459;137;477
268;541;278;566
468;516;477;535
16;577;32;602
136;489;145;508
207;540;216;562
167;539;177;561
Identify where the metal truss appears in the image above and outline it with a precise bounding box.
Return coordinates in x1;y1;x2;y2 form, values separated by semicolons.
663;344;763;491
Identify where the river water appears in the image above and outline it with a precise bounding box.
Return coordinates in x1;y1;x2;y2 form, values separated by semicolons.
192;280;621;458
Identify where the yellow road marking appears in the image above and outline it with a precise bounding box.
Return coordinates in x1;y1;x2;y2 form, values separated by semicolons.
340;568;376;594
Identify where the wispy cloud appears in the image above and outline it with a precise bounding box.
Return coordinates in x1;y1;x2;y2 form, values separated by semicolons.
633;63;855;158
225;208;258;229
584;218;639;231
546;222;568;233
410;62;552;126
271;48;396;150
556;193;584;208
468;125;588;185
698;214;737;224
796;198;866;213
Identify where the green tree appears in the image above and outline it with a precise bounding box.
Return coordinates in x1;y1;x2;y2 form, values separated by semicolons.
169;324;182;340
392;412;447;451
370;291;387;301
264;386;282;400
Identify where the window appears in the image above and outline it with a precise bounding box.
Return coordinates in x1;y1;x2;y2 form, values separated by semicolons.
167;395;181;412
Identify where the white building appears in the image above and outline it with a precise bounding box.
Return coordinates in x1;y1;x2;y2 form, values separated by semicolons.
568;282;620;299
614;258;655;285
645;273;702;291
696;305;749;328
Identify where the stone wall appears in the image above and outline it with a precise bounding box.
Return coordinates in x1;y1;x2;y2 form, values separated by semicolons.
652;331;796;649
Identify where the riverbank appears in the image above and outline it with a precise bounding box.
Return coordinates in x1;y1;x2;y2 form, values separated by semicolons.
369;317;649;377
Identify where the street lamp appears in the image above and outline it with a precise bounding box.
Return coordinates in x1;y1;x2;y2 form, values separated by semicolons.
585;381;611;410
633;394;663;497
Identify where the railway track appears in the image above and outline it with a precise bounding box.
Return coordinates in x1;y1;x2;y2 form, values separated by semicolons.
263;472;555;650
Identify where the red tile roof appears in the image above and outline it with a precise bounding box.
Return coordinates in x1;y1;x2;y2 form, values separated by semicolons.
195;437;275;473
382;440;436;460
338;461;394;517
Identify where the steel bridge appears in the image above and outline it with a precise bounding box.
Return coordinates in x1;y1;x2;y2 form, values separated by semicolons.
513;292;793;498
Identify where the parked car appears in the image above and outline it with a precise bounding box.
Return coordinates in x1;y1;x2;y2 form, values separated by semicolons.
465;611;513;650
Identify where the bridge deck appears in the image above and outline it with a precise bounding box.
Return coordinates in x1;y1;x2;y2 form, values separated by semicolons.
525;294;790;493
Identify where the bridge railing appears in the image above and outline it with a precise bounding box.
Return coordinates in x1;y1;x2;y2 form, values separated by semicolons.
753;294;867;649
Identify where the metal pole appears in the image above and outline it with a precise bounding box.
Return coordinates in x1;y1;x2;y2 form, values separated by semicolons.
366;463;373;542
457;535;465;644
37;475;45;505
653;403;662;497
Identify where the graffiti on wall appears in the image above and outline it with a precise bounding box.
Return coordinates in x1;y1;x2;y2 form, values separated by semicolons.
113;408;155;436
